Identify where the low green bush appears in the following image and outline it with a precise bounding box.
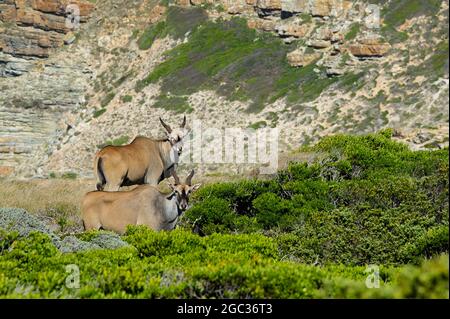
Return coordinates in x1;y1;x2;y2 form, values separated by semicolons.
61;172;77;180
121;95;133;103
324;254;449;299
101;92;116;108
276;206;444;265
97;136;130;149
1;132;447;298
184;131;449;265
138;21;167;50
93;108;106;118
0;227;447;298
137;6;207;51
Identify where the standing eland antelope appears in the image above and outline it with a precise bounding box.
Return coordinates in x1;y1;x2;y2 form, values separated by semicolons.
82;170;201;234
94;116;190;191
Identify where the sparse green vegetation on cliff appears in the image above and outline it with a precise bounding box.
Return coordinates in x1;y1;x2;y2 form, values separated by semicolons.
137;16;363;112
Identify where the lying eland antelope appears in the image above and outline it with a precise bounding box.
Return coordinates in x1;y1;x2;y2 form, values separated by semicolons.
82;170;201;234
94;116;189;191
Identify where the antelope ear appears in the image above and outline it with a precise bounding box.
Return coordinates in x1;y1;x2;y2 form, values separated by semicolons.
191;183;202;192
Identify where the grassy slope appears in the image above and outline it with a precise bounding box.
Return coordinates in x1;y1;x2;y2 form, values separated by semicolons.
131;1;449;124
135;8;364;113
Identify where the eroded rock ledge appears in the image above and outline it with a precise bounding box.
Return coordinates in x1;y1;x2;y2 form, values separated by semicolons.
0;0;94;75
0;0;94;176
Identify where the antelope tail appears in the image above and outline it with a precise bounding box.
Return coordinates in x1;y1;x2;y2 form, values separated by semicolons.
95;156;106;191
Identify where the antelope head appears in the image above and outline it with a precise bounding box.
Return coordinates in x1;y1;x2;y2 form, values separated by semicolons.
168;170;201;212
160;115;190;157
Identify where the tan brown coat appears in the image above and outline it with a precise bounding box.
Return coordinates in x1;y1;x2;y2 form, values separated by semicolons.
82;170;201;234
94;117;189;191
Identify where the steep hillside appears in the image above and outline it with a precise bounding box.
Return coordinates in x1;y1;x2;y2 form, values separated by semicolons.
1;0;448;178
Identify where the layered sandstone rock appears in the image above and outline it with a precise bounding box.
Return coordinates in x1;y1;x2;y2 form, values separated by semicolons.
247;18;277;31
0;0;94;176
287;49;321;67
276;21;311;38
307;39;331;48
255;0;282;16
281;0;308;13
0;26;63;58
256;0;282;10
190;0;215;5
0;0;94;60
347;37;391;57
225;0;254;14
280;0;351;16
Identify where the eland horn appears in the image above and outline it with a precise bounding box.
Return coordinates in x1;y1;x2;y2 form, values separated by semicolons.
160;117;172;133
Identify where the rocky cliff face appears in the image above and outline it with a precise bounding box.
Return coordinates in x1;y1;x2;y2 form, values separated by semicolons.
178;0;391;71
0;0;94;175
1;0;449;178
0;0;94;69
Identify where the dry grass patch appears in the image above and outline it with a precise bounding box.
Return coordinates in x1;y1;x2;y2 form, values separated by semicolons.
0;178;95;233
0;178;93;213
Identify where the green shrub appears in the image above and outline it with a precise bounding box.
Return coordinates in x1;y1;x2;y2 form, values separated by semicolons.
0;227;447;298
391;254;449;299
310;131;449;179
0;230;19;253
93;108;106;118
101;92;116;108
138;21;167;50
61;172;77;180
185;132;448;264
137;6;207;51
184;197;236;234
325;254;449;299
121;95;133;103
252;193;294;229
345;23;360;41
400;226;449;263
97;136;130;149
276;206;445;265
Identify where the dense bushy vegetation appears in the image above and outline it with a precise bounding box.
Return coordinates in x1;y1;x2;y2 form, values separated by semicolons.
0;228;447;298
186;130;449;265
0;131;448;298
